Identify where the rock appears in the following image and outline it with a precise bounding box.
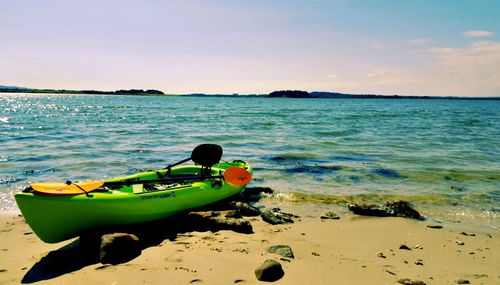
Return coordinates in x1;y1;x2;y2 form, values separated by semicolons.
376;252;386;258
320;211;340;220
415;259;424;266
242;187;274;196
384;201;424;220
348;200;424;220
254;259;284;282
219;210;241;218
183;211;253;233
427;225;443;229
399;244;412;250
267;245;294;259
230;201;261;216
397;278;426;285
188;211;215;219
455;240;465;246
209;216;253;234
456;279;470;284
260;210;296;225
460;232;476;236
99;233;141;265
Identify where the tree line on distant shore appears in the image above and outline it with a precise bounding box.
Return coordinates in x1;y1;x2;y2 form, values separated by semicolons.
0;87;164;96
1;86;498;100
268;90;499;100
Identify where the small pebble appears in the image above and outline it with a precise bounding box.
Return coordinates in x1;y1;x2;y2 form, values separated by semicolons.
427;225;443;229
376;252;386;258
456;279;470;284
399;244;412;250
397;278;426;285
456;240;465;246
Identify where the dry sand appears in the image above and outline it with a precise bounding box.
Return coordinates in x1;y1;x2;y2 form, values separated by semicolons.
0;211;498;285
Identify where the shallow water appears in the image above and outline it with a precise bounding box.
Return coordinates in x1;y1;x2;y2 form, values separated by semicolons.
1;93;499;225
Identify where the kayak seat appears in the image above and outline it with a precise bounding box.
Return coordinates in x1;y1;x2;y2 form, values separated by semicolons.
132;184;144;193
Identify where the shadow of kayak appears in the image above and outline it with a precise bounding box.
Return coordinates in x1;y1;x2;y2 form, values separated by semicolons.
21;187;274;283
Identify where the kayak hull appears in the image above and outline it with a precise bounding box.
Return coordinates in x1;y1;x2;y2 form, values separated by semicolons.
15;161;252;243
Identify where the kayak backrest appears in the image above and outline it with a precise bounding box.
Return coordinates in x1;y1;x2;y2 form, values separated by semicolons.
191;144;223;167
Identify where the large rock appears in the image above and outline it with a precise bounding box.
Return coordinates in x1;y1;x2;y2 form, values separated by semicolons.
230;201;261;216
348;200;424;220
255;259;285;282
260;209;296;225
267;245;294;259
99;233;141;265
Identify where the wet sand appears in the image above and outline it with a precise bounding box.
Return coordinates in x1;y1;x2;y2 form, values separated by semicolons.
0;210;498;285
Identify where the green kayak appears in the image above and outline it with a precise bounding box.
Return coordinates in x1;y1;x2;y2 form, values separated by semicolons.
15;159;252;243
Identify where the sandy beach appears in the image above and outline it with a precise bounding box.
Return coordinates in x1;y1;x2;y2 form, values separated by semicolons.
1;207;498;285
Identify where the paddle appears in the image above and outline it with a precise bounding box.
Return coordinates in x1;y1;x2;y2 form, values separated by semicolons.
31;166;252;195
164;144;223;170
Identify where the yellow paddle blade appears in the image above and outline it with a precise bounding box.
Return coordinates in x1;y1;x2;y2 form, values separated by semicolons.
31;181;104;195
223;167;252;186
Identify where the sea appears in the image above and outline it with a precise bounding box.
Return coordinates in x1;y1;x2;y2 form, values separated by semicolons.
1;93;499;229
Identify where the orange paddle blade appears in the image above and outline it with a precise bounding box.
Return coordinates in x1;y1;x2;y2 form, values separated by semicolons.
31;181;104;195
223;167;252;186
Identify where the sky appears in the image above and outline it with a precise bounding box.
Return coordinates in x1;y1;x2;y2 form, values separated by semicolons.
1;0;499;96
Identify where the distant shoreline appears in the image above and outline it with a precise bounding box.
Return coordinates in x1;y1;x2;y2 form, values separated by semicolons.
0;87;165;96
1;87;499;100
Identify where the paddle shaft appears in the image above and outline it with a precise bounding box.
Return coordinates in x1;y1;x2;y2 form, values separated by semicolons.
103;174;224;188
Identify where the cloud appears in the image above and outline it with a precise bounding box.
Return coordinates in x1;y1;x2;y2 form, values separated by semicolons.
409;38;432;45
372;44;385;49
463;30;495;37
366;68;414;86
367;68;399;78
358;41;500;96
424;41;500;95
430;41;500;69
